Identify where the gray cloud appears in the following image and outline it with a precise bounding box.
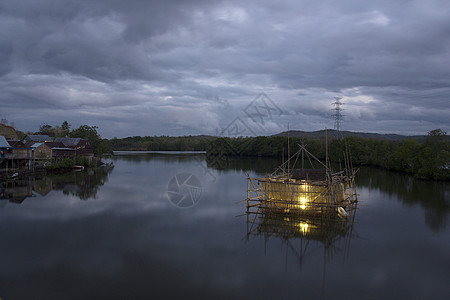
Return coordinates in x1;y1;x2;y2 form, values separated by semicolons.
0;0;449;137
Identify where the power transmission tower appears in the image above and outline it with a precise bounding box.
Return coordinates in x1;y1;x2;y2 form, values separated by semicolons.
331;97;344;133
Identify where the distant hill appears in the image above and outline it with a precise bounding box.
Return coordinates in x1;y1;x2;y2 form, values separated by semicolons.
274;129;431;142
0;123;19;139
109;134;216;151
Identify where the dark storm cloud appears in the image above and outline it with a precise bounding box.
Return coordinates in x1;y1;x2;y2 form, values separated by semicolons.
1;0;198;82
0;0;449;137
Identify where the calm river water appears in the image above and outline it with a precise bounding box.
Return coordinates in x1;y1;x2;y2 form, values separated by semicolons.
0;152;449;299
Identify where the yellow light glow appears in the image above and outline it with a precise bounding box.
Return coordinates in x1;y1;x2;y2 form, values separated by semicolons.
298;196;307;209
299;222;309;234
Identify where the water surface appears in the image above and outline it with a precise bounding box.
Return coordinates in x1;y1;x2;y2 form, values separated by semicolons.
0;153;448;299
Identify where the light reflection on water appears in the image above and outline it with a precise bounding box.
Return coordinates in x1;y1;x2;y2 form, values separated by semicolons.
0;153;448;299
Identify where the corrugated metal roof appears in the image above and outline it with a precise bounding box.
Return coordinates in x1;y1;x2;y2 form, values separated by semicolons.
44;141;65;148
52;147;76;150
30;142;43;148
54;137;82;147
0;136;11;148
25;134;52;141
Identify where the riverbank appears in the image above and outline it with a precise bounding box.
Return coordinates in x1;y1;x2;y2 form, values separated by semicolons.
0;166;83;181
0;158;110;182
205;134;449;181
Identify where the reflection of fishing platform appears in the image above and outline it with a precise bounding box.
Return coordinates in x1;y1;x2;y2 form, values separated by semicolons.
249;207;353;242
245;202;358;274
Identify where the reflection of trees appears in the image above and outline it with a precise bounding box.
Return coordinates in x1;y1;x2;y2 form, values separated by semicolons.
48;166;113;200
0;166;113;203
356;167;449;232
246;206;358;274
113;153;204;163
206;155;282;174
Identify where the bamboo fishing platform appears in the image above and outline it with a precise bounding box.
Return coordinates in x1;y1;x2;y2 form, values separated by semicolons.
246;143;358;220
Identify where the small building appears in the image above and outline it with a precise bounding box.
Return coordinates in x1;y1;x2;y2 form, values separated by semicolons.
54;137;86;148
1;136;34;169
52;147;76;160
75;147;94;159
0;136;11;159
30;143;52;159
36;131;55;138
54;137;94;159
0;135;10;148
6;139;25;148
44;141;65;149
23;135;52;143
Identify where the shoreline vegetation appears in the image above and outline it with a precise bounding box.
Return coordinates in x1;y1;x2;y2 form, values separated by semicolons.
108;129;449;181
2;121;449;181
45;156;99;170
0;157;105;181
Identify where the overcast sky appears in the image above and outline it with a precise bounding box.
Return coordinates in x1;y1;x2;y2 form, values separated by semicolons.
1;0;449;138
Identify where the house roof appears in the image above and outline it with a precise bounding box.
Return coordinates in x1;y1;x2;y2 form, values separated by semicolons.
54;137;82;147
52;147;76;151
8;140;25;147
25;135;52;142
30;142;44;149
0;136;11;148
44;141;65;148
36;131;55;137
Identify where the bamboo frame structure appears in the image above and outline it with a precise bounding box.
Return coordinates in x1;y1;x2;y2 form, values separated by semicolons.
246;143;358;219
244;141;359;278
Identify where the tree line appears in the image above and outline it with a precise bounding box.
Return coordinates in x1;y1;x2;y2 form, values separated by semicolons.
109;135;213;151
206;129;449;181
32;123;449;180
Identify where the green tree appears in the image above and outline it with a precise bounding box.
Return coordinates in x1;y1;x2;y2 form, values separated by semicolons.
428;128;447;138
69;125;111;156
60;121;71;137
39;122;53;133
415;129;449;180
393;139;420;173
70;125;99;141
